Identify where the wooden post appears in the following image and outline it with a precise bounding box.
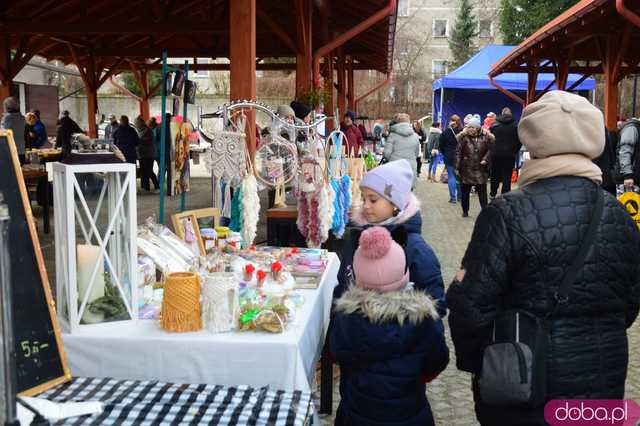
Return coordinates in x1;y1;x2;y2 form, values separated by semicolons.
230;0;257;159
526;66;539;105
0;35;10;101
295;0;312;97
337;49;346;118
138;69;151;121
323;53;335;130
347;56;355;112
556;59;570;91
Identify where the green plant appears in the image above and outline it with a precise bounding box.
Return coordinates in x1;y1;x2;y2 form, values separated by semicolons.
120;71;163;97
298;86;330;108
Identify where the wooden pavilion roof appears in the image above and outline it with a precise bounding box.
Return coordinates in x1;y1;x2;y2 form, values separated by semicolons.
489;0;640;77
0;0;397;74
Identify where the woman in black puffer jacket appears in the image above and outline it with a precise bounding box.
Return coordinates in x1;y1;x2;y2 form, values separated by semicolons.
446;91;640;426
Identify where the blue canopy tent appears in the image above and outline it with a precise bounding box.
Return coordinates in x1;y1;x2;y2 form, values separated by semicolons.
432;45;596;126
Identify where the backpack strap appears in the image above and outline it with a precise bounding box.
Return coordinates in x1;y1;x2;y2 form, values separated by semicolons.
551;187;604;314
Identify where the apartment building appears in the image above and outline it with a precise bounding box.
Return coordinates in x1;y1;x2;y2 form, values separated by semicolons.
394;0;502;104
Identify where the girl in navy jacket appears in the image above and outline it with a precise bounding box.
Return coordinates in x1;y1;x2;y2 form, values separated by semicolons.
331;226;449;426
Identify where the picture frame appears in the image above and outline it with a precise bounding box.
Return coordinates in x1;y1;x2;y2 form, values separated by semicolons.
171;213;205;256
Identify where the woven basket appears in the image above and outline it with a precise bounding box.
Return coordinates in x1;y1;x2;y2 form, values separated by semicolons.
160;272;202;332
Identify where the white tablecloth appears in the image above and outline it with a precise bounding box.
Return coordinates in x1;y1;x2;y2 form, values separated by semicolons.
62;253;339;394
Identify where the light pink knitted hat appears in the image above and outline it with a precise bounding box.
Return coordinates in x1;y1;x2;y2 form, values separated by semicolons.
353;227;409;293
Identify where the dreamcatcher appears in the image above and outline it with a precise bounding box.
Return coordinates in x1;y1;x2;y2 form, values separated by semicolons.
296;155;334;248
253;134;298;208
327;130;352;238
348;146;366;211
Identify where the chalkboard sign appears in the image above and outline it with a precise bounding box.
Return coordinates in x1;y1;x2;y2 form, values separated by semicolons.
0;130;70;396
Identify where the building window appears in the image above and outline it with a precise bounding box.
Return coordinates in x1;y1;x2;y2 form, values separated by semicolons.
433;19;448;38
479;20;493;38
398;0;409;17
396;36;409;55
432;60;448;77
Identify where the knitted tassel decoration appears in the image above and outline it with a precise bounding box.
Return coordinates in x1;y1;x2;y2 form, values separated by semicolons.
296;191;310;243
240;173;260;246
222;184;232;218
317;183;333;244
161;272;202;332
342;174;352;226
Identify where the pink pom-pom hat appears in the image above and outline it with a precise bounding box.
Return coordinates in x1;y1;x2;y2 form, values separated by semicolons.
353;227;409;293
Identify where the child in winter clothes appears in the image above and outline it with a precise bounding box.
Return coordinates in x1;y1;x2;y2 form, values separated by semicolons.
335;159;446;315
331;226;449;426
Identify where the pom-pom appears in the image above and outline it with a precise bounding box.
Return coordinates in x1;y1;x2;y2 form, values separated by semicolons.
358;227;392;259
245;264;255;274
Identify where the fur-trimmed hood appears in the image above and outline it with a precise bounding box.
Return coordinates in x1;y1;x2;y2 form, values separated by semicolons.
334;286;439;326
352;192;422;230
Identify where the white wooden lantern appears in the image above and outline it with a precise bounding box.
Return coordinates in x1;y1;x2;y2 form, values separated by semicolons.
53;162;137;333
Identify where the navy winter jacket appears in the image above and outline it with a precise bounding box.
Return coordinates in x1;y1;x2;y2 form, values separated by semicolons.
331;286;449;426
438;125;462;167
335;193;446;316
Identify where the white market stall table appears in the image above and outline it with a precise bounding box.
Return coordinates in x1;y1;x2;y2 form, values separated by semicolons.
62;253;340;396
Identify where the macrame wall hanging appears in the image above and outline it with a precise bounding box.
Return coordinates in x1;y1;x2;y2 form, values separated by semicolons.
296;156;333;248
327;131;352;238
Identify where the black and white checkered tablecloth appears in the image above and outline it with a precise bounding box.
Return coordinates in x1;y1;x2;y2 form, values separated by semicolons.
37;377;313;425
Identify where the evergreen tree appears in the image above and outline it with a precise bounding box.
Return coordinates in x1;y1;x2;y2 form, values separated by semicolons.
120;71;163;97
448;0;479;69
500;0;580;45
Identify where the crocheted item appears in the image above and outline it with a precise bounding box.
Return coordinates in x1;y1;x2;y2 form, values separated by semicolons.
208;131;247;182
296;190;320;247
317;182;334;244
201;273;239;333
240;173;260;246
160;272;202;332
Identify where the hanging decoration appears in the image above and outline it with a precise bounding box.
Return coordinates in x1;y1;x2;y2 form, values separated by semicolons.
327;131;352;238
348;147;366;211
239;151;260;247
173;121;192;196
296;157;327;248
253;135;298;188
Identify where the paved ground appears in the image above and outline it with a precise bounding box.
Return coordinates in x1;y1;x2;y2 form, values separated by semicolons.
317;170;640;425
9;168;640;425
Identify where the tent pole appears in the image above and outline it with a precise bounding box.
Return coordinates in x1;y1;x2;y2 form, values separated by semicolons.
439;88;444;124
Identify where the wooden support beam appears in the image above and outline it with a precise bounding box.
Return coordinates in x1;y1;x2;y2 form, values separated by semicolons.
229;0;257;159
347;56;355;111
337;48;346;117
603;35;622;130
256;4;296;54
526;65;539;105
0;35;10;101
0;20;226;34
295;0;312;96
324;52;335;130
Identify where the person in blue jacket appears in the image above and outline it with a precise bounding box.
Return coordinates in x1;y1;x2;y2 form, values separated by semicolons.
25;111;48;148
335;159;446;316
439;114;463;203
331;226;449;426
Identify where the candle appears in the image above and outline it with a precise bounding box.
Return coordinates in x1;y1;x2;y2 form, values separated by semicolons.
76;244;106;323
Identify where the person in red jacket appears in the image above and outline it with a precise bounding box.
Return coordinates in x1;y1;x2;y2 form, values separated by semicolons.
340;110;363;156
